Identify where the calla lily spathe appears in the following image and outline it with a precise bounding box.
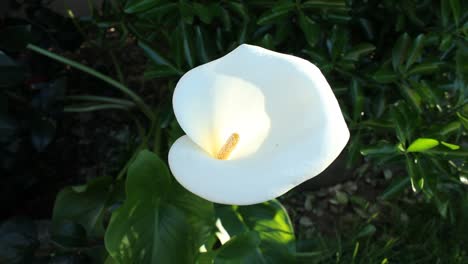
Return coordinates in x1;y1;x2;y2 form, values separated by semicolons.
168;44;349;205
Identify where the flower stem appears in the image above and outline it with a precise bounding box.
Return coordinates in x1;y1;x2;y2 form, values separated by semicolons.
27;44;155;121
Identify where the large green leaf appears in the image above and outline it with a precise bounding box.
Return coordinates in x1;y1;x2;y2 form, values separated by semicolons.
105;150;214;264
214;231;264;264
214;200;295;263
52;176;116;238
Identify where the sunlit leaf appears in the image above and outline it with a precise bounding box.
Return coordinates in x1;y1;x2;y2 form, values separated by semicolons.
407;138;439;152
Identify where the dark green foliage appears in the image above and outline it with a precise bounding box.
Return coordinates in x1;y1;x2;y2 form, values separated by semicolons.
96;0;467;218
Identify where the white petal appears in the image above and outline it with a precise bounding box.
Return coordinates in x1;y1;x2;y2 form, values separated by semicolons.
169;44;349;205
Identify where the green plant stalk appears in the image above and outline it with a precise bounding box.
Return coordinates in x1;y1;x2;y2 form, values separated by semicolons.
65;95;135;107
27;44;155;121
109;51;126;84
64;104;130;112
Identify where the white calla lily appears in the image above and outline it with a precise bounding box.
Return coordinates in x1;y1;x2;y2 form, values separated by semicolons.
168;44;349;205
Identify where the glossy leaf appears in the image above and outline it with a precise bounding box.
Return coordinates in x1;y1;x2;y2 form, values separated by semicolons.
298;13;320;47
360;143;398;156
405;34;425;69
124;0;161;14
105;150;214;263
214;231;263;264
449;0;461;26
344;43;375;61
380;177;411;200
105;150;193;263
407;138;439;152
457;112;468;129
328;25;348;61
215;200;295;263
372;68;398;84
392;33;411;72
138;41;182;75
440;141;460;150
406;63;440;76
302;0;347;10
350;79;364;121
52;176;114;238
257;2;294;25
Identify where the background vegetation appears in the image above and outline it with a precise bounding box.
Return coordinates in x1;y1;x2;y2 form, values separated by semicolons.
1;0;467;263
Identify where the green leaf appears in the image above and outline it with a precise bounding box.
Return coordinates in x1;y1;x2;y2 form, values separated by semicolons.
360;143;398;156
237;200;295;248
105;150;194;263
214;232;263;264
52;176;115;238
350;79;364;121
449;0;461;26
257;2;294;25
216;200;295;263
302;0;347;10
171;183;216;251
298;13;320;47
441;141;460;150
406;62;440;76
343;43;375;61
105;150;214;264
144;65;181;79
441;0;451;27
457;112;468;129
179;0;195;24
181;23;195;68
400;84;422;113
195;26;209;64
392;33;411;72
124;0;161;14
405;34;425;69
356;224;376;239
328;25;348;61
434;197;449;218
372;67;398;83
193;3;218;24
407;138;439;152
390;102;415;144
138;41;182;75
380;177;411;200
438;121;461;136
51;221;87;248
